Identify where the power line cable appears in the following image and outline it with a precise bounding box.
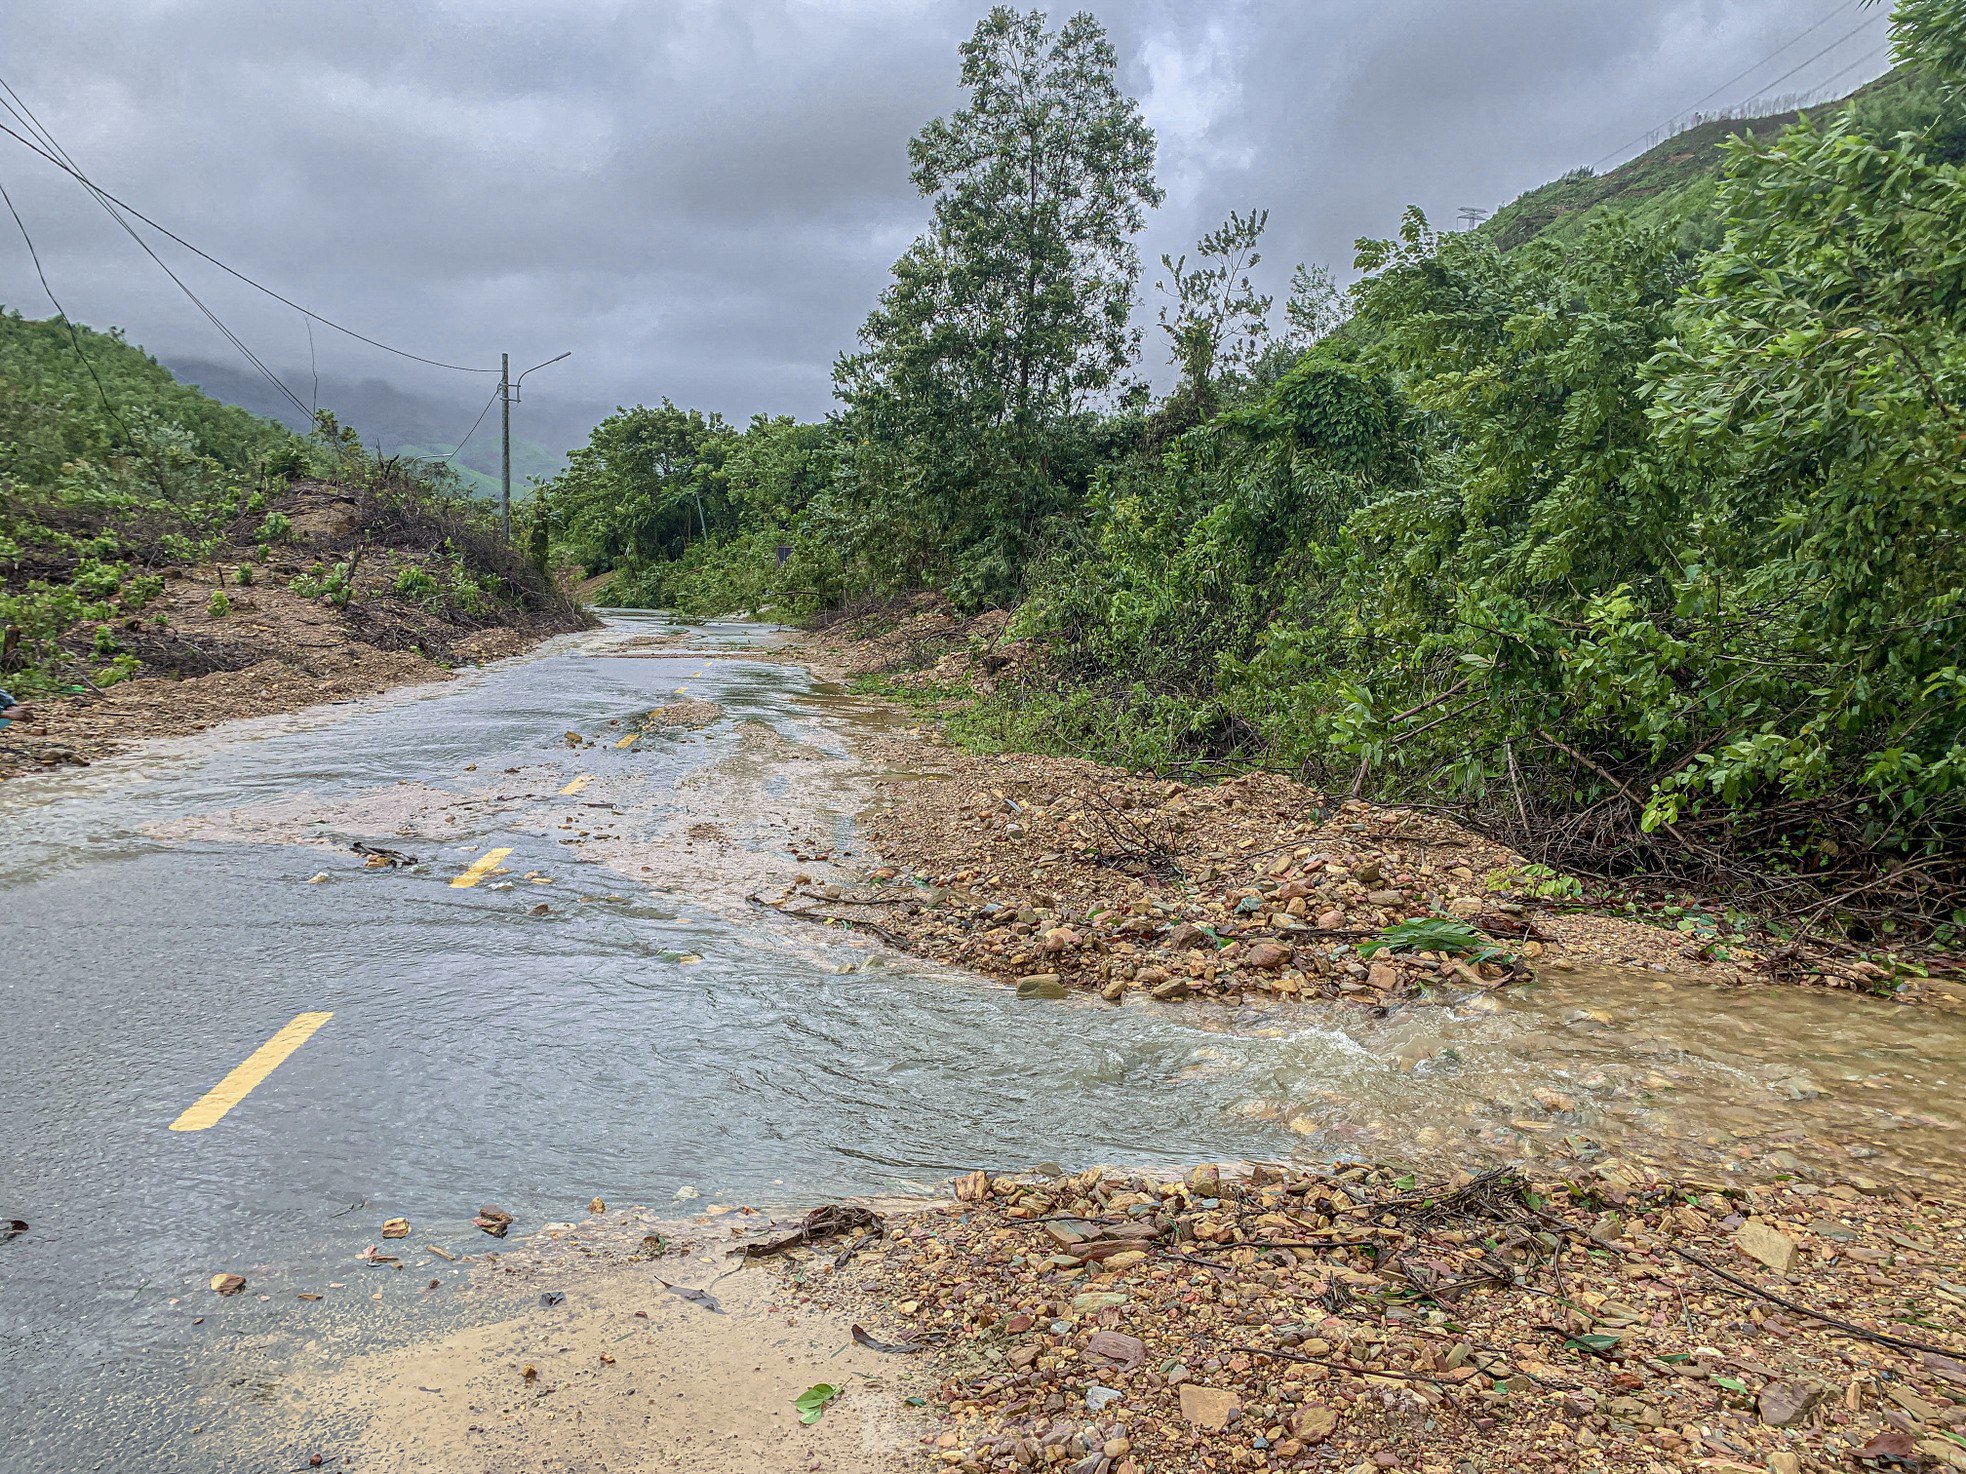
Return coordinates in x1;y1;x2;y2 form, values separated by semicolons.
304;313;319;416
1591;2;1883;169
0;76;499;375
0;174;133;437
0;171;175;490
437;382;505;464
1736;16;1887;105
1;82;511;467
0;85;312;417
1674;0;1860;118
1749;39;1891;107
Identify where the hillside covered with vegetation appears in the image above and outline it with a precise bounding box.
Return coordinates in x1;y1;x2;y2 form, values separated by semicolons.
0;309;577;699
1483;64;1966;252
542;0;1965;943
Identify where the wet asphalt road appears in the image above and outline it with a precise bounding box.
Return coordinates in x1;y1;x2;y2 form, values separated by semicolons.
0;614;1305;1471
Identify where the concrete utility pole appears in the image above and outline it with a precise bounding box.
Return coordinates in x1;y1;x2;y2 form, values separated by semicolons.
499;351;572;541
499;352;512;537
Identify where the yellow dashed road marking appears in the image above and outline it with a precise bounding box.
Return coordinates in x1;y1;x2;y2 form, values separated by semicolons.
450;846;513;888
560;773;592;795
169;1012;333;1132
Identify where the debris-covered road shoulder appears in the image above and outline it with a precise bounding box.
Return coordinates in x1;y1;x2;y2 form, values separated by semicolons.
765;725;1938;1007
786;606;1957;1006
809;1161;1966;1474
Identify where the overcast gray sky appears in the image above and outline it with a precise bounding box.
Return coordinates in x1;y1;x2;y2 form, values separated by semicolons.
0;0;1893;458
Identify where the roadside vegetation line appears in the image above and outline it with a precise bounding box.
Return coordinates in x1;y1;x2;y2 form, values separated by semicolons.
560;774;592;795
450;846;513;888
614;734;638;749
168;1012;333;1132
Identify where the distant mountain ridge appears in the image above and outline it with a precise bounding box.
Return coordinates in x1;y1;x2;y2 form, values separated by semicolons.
164;356;577;500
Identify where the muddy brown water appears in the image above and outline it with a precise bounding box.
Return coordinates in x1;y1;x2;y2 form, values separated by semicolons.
1;613;1961;1470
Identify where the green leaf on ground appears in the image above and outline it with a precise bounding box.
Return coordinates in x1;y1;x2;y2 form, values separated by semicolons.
1358;918;1500;960
796;1383;842;1424
1564;1333;1622;1355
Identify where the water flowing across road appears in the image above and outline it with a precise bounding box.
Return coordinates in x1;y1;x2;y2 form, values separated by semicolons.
2;614;1962;1469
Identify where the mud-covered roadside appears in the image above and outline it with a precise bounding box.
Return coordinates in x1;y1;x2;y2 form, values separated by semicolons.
263;1205;928;1474
0;481;592;781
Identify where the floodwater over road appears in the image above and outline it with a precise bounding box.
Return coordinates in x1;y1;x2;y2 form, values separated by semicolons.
2;614;1963;1470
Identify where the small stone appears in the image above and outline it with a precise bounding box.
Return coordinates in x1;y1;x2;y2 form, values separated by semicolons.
1086;1330;1145;1369
379;1217;410;1239
1072;1291;1128;1314
209;1273;246;1296
1734;1219;1798;1276
1757;1379;1826;1427
1178;1384;1239;1430
1149;979;1192;1001
1243;941;1291;970
1017;975;1068;999
1085;1385;1121;1412
1767;1454;1802;1474
1289;1405;1339;1444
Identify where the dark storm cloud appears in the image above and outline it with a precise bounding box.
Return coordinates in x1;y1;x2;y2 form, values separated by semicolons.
0;0;1892;452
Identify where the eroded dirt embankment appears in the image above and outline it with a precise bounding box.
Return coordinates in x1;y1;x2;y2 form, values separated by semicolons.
0;480;592;781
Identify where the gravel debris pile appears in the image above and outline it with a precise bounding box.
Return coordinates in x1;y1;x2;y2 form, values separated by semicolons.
815;1161;1966;1473
769;742;1773;1005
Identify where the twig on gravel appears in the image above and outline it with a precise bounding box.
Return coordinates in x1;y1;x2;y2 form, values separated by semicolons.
1234;1345;1469;1387
1531;1205;1966;1360
1666;1242;1966;1360
746;894;904;947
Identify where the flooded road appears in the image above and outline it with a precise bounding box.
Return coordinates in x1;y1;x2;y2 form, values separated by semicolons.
2;614;1962;1470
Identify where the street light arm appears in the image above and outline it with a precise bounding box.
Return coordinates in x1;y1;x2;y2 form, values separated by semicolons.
515;351;572;389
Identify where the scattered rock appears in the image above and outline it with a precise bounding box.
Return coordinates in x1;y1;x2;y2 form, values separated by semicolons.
1243;941;1291;970
1290;1404;1340;1444
1734;1218;1798;1276
473;1206;513;1238
1757;1378;1827;1427
1085;1330;1146;1370
1177;1384;1239;1430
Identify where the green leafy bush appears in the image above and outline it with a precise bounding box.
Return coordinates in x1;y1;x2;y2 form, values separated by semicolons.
391;562;442;607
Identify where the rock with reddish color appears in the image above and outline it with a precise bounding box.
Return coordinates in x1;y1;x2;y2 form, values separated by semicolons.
1244;941;1291;970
